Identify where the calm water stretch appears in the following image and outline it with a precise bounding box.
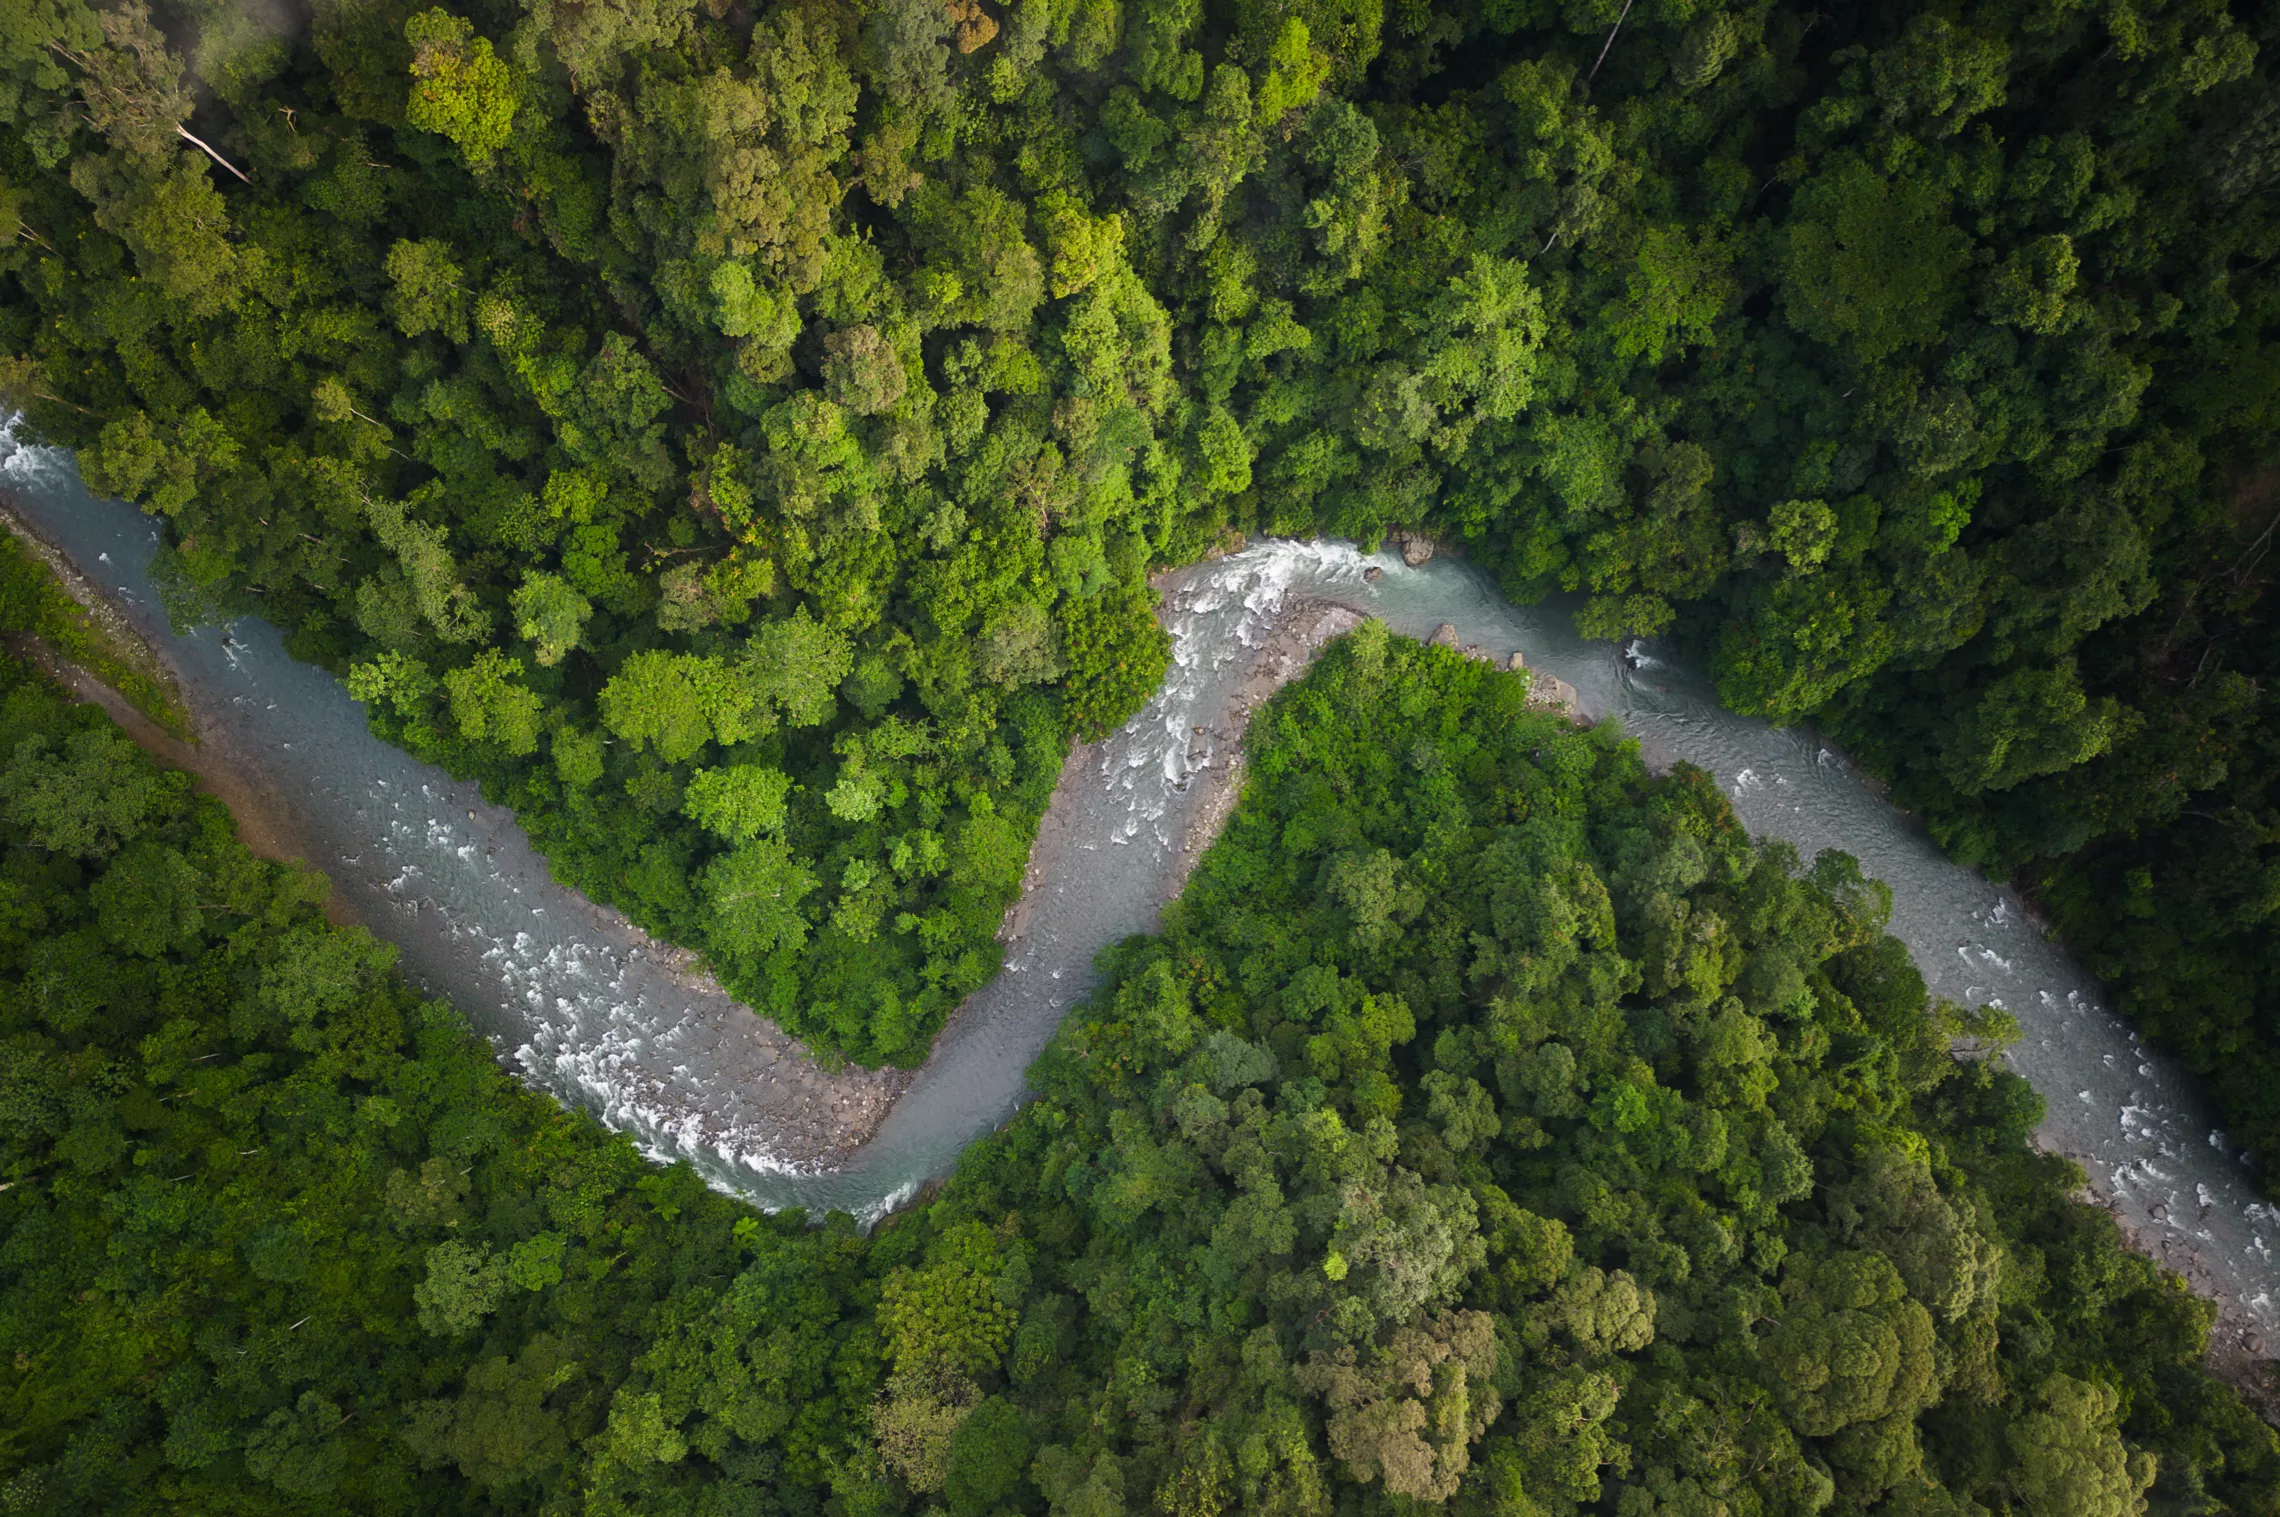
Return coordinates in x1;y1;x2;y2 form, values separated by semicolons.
3;426;2273;1345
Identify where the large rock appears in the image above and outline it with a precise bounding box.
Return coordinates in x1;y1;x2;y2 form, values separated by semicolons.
1506;651;1526;671
1401;532;1436;567
1429;623;1459;648
1527;672;1583;719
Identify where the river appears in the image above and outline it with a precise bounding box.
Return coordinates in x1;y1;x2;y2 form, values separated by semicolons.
1;425;2271;1361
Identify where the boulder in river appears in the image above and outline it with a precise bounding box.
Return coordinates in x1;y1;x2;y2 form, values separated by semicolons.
1399;531;1436;567
1528;671;1582;719
1507;651;1526;671
1429;623;1459;648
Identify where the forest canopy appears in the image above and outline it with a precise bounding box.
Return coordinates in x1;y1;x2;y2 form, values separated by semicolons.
0;0;2276;1161
5;634;2279;1515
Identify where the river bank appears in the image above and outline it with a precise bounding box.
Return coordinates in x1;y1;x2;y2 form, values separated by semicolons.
0;446;1394;1216
1313;557;2280;1415
0;496;354;921
0;458;905;1179
5;423;2274;1409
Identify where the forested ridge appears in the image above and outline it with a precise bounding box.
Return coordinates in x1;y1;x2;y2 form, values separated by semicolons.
6;632;2280;1514
3;0;2278;1121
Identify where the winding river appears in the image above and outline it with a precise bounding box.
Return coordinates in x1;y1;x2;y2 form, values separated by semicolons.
2;424;2273;1359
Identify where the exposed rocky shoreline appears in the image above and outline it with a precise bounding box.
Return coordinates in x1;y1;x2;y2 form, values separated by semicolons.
2037;1131;2280;1418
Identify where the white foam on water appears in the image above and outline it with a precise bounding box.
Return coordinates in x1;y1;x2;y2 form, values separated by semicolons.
4;410;2274;1333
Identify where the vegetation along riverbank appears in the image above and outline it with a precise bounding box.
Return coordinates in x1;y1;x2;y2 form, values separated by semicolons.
5;0;2280;1509
1;2;2275;1164
7;624;2280;1512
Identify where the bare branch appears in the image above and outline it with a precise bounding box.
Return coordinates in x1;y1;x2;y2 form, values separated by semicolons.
176;123;251;184
1588;0;1638;82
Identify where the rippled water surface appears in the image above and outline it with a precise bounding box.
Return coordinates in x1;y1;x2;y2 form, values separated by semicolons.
4;429;2272;1338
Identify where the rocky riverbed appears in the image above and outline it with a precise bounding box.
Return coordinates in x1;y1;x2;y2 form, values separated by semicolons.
0;473;904;1175
5;439;2273;1411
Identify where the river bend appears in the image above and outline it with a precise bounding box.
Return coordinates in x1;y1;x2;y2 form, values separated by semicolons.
2;427;2271;1358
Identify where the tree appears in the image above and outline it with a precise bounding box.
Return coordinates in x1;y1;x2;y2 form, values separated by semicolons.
1768;498;1837;572
404;1336;579;1488
976;599;1060;686
244;1391;350;1498
1298;1311;1500;1501
747;608;853;725
866;0;955;114
1868;15;2008;139
0;729;175;858
405;8;518;168
684;765;794;842
1780;158;1967;361
875;1369;976;1493
712;263;804;347
823;325;908;415
1061;583;1171;739
66;2;193;161
1937;661;2127;797
384;238;470;342
78;408;240;520
444;651;543;755
416;1240;509;1336
2007;1375;2157;1517
703;840;818;958
600;651;752;765
90;838;201;955
366;492;490;643
1983;234;2079;334
944;1397;1031;1517
1761;1253;1937;1438
510;573;592;666
1035;192;1125;299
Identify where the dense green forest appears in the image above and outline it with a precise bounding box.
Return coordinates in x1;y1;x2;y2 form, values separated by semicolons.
7;634;2280;1514
0;1;2277;1148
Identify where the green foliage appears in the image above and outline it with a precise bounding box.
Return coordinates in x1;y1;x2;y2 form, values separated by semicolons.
1;0;2277;1157
683;764;794;842
1061;583;1173;740
1781;158;1968;361
4;638;2277;1517
0;656;879;1514
442;650;542;755
704;839;819;959
508;572;591;667
0;529;184;737
404;9;518;169
885;631;2280;1517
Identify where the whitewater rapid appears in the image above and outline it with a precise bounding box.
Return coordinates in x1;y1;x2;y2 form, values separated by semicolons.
2;427;2272;1355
